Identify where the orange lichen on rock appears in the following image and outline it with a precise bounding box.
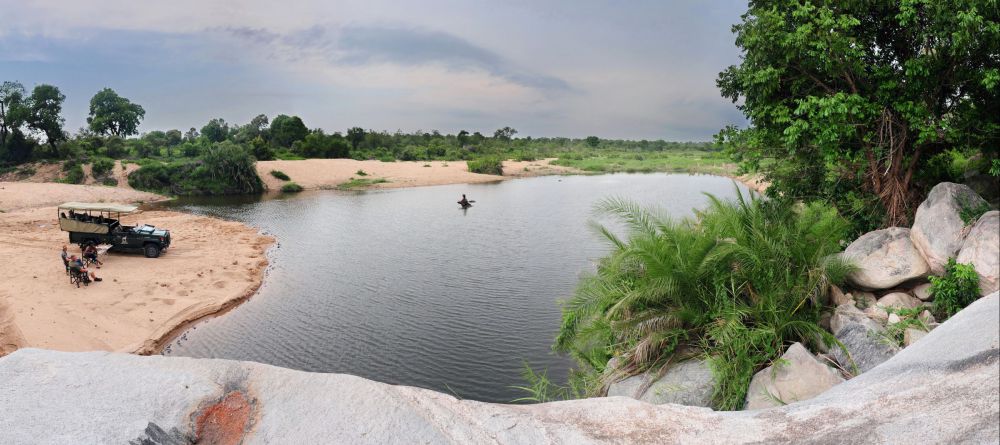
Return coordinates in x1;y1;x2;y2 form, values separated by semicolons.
195;390;253;445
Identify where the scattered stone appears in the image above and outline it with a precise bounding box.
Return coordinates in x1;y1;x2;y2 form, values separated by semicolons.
818;311;832;332
912;283;933;301
854;291;877;309
843;227;929;290
830;322;899;374
744;343;845;410
830;285;853;306
887;313;901;325
876;292;921;311
830;303;881;335
918;310;936;325
606;359;715;407
904;328;928;346
910;182;987;275
955;211;999;295
863;305;889;323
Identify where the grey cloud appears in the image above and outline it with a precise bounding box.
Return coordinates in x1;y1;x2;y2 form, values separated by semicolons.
220;25;571;92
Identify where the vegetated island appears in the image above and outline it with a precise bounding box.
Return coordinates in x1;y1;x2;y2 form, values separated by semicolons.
0;182;273;357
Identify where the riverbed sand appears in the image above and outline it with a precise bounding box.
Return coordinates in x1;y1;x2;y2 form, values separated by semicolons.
256;158;576;191
0;183;273;357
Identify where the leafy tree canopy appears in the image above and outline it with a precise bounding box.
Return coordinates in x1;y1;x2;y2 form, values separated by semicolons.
269;114;308;148
718;0;1000;228
87;88;145;137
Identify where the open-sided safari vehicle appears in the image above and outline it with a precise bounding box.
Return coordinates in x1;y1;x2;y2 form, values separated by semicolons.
58;202;171;258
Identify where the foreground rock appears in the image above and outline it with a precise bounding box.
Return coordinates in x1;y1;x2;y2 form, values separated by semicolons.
843;227;929;289
744;343;844;410
910;182;987;275
1;293;997;444
956;210;1000;295
606;359;714;407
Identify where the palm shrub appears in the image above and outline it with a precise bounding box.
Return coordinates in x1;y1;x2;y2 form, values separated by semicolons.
555;191;853;410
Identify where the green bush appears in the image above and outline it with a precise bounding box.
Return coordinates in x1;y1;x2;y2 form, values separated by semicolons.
554;191;853;410
280;182;303;193
929;259;981;319
468;156;504;175
101;177;118;186
62;163;85;184
355;169;368;176
129;143;264;195
91;158;115;178
270;170;290;180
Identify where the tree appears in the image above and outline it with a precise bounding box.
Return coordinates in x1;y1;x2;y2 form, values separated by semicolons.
165;129;183;146
184;127;199;142
235;114;268;142
269;114;308;147
717;1;1000;228
0;81;27;144
87;88;145;137
25;84;66;150
457;130;470;147
493;126;517;140
201;118;230;143
346;127;366;150
585;136;600;148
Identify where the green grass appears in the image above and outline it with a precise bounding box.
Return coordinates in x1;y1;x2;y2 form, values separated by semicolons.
551;150;734;175
355;169;368;176
467;156;504;175
929;259;981;319
270;170;290;180
280;182;304;193
336;177;389;190
554;190;853;410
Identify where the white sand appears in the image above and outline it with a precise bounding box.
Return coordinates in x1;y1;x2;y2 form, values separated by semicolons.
0;183;272;357
256;158;577;191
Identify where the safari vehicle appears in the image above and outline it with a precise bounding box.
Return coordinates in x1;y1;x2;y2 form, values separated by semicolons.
58;202;171;258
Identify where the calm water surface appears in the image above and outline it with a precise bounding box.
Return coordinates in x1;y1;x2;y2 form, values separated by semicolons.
165;174;748;402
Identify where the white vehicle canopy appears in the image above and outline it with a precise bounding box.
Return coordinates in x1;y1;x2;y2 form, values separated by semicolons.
57;202;139;234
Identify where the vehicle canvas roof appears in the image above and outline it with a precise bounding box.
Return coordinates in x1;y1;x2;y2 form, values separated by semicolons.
57;202;140;213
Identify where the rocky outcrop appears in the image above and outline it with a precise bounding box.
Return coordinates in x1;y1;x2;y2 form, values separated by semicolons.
1;292;996;444
956;210;1000;295
843;227;929;289
744;342;844;410
910;182;987;275
606;359;714;407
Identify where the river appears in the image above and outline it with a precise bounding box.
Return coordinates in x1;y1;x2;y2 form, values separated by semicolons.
164;173;749;402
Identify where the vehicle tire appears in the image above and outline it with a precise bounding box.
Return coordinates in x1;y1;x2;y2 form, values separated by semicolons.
144;244;161;258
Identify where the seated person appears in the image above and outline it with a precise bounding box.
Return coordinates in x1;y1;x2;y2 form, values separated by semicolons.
83;244;103;268
68;255;102;282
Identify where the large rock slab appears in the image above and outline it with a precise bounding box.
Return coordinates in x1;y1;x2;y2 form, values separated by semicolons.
843;227;929;290
606;359;714;407
745;342;844;410
911;182;987;275
956;210;999;295
0;293;998;444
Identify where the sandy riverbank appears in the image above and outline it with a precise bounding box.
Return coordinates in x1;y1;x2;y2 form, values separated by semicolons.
256;158;577;190
0;182;273;357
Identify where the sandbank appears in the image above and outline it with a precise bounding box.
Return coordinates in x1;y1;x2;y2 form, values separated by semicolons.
0;182;273;357
256;158;577;191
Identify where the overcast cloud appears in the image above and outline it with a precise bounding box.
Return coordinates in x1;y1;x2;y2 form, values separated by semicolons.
0;0;747;140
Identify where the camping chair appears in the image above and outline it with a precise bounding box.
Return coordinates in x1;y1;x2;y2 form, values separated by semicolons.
69;267;90;288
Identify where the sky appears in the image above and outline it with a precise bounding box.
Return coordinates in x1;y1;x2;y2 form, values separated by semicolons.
0;0;748;140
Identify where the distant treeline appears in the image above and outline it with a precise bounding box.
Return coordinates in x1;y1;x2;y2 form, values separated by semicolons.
0;82;716;169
